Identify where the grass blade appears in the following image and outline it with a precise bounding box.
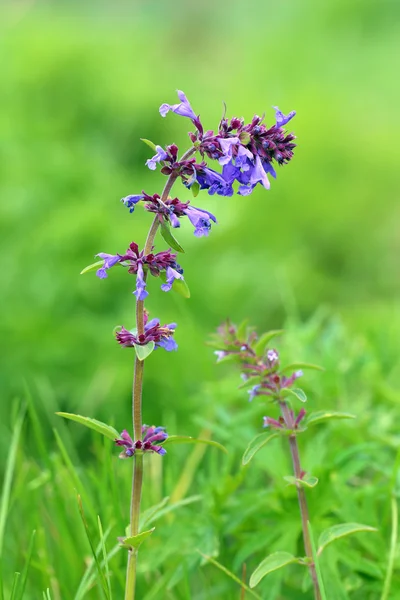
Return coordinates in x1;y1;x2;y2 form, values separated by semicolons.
0;406;25;555
9;573;20;600
97;517;112;600
76;496;110;600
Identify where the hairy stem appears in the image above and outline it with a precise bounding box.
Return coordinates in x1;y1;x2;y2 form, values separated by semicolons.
124;146;196;600
280;401;322;600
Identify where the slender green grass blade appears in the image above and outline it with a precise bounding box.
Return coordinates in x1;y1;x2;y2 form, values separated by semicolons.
15;530;36;600
0;406;25;555
9;573;20;600
97;517;112;600
53;428;96;518
76;496;110;600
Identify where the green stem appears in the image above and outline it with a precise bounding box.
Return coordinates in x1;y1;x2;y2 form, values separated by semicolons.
280;401;322;600
124;146;196;600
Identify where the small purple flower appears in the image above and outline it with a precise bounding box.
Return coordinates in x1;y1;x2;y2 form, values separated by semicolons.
266;349;279;366
238;156;271;196
133;263;148;301
159;90;197;121
248;384;261;402
121;194;144;213
116;314;178;352
184;206;217;237
95;253;121;279
282;369;303;388
214;350;228;362
161;266;184;292
115;425;168;458
263;416;285;429
273;106;296;127
146;145;168;171
218;137;240;166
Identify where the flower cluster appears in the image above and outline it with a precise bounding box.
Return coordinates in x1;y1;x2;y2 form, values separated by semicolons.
159;90;296;196
122;193;217;238
115;425;168;458
96;242;183;299
116;312;177;352
212;320;305;427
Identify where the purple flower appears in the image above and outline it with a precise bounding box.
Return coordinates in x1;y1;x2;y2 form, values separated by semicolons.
282;369;303;388
263;416;284;429
218;137;240;166
273;106;296;127
238;155;271;196
248;384;261;402
161;266;184;292
95;253;121;279
214;350;228;362
146;145;168;171
184;206;217;237
133;263;148;301
116;313;178;352
159;90;197;121
115;425;168;458
121;194;144;213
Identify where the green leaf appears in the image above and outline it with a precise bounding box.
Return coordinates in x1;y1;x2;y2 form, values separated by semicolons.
198;552;262;599
317;523;378;556
253;330;283;356
190;181;200;197
281;387;307;403
56;413;119;441
80;260;105;275
120;528;155;550
236;319;249;341
242;432;279;465
305;411;356;427
283;474;318;488
172;277;190;298
250;552;300;588
160;222;185;253
140;138;157;151
134;341;155;361
163;435;227;453
281;362;325;373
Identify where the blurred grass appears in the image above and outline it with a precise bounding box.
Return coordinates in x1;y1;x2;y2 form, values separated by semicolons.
0;0;400;597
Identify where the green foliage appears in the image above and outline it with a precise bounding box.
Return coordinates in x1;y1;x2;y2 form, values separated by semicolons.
250;552;301;587
317;523;378;556
242;432;279;465
134;341;155;361
160;222;185;254
56;412;119;440
120;528;155;550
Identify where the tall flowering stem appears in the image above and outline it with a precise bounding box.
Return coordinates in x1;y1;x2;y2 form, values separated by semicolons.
126;149;195;599
212;321;321;599
89;90;296;599
279;401;321;599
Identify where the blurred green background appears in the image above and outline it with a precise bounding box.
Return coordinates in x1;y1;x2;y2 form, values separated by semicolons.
1;0;400;598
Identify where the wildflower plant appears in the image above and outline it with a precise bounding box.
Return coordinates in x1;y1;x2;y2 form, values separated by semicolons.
57;90;298;599
211;320;377;598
